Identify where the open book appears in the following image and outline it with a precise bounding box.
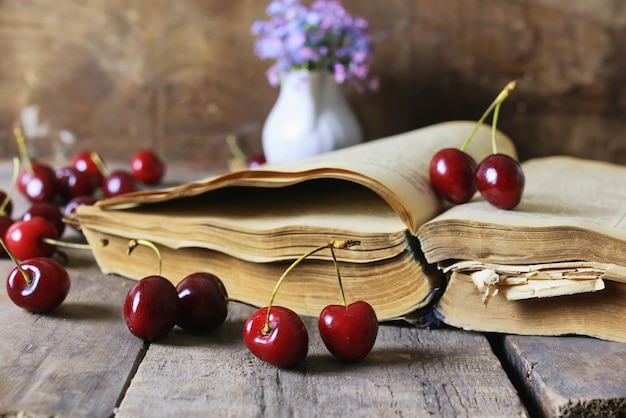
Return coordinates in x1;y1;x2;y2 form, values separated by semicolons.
77;121;515;321
416;156;626;341
77;121;626;341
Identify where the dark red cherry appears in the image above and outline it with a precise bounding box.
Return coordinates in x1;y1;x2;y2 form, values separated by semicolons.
17;162;36;193
72;151;105;186
130;149;165;185
4;217;58;260
429;148;477;204
55;166;96;201
6;257;70;313
22;202;65;237
18;163;58;203
176;272;228;333
0;190;13;217
475;154;525;210
63;196;97;232
319;301;378;363
243;306;309;368
247;154;266;168
122;275;179;342
103;170;138;198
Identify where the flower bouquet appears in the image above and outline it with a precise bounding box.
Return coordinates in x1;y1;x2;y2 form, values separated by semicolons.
251;0;378;92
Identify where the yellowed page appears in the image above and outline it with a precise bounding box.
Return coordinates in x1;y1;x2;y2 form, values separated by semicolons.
419;156;626;266
79;181;410;263
95;120;517;235
437;271;626;342
501;278;605;300
426;156;626;236
444;260;626;282
81;227;439;321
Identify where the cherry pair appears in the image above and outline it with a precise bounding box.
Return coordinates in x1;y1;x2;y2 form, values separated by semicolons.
429;81;525;210
122;240;228;342
430;150;524;210
243;240;378;368
244;300;378;368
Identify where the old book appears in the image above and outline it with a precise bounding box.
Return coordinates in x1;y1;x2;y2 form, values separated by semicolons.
77;120;517;321
417;156;626;341
436;270;626;342
78;120;626;341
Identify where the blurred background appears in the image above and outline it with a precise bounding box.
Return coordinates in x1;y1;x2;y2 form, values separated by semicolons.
0;0;624;168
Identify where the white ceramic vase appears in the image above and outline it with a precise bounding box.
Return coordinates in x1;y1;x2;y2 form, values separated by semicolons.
261;70;363;164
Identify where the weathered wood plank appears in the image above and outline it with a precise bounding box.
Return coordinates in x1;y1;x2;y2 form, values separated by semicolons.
0;162;145;418
116;304;528;417
0;249;145;418
503;335;626;418
0;1;625;166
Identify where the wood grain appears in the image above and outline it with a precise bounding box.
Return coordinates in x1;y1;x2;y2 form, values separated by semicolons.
503;335;626;417
2;160;626;417
0;162;142;417
115;304;528;417
0;1;624;166
0;249;145;418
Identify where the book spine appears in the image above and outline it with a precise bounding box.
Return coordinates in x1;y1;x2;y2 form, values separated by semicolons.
403;231;446;328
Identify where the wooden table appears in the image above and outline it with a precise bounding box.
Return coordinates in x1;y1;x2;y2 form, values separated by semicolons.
1;162;626;418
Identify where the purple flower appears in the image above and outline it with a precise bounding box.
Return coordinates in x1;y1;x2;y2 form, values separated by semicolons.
252;0;378;91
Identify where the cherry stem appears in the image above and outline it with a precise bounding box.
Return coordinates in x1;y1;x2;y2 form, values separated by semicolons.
41;237;107;250
226;134;248;162
90;152;109;178
0;237;31;284
13;122;33;176
329;246;347;307
0;157;19;216
262;239;360;334
127;239;162;277
491;102;502;154
459;80;518;152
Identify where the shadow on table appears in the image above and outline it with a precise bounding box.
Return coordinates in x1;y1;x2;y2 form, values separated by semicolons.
47;302;120;322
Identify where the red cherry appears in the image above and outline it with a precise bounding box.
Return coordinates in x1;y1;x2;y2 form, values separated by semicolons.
0;190;13;217
72;151;105;186
122;275;179;341
63;196;97;232
18;163;58;203
6;257;70;313
22;202;65;237
103;170;138;198
17;163;35;193
247;154;266;168
4;217;58;260
319;301;378;363
55;166;96;201
243;306;309;368
130;149;165;185
429;148;478;204
475;154;525;210
175;272;228;333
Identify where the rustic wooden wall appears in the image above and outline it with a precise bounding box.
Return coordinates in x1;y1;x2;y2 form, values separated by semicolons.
0;0;624;166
